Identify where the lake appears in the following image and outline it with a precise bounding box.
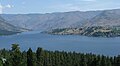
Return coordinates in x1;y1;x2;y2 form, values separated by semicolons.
0;31;120;56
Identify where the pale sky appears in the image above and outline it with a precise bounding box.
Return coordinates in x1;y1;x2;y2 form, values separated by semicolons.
0;0;120;14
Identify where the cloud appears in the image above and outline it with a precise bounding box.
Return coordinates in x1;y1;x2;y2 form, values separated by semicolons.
0;4;13;14
0;5;3;14
5;4;14;8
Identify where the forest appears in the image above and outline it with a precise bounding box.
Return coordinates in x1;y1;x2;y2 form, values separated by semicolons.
0;44;120;66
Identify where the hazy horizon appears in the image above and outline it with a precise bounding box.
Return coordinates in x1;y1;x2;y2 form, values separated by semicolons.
0;0;120;14
0;8;120;14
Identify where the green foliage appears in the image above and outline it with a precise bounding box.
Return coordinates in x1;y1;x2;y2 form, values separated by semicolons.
11;44;22;66
0;44;120;66
0;59;3;66
36;47;44;66
27;48;36;66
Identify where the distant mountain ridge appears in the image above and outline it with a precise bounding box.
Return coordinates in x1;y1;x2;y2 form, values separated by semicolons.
1;9;120;31
0;16;24;35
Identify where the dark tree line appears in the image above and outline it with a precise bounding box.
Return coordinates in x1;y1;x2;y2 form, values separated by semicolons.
0;44;120;66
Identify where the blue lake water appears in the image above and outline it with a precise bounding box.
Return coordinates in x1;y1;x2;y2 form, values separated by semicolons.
0;31;120;56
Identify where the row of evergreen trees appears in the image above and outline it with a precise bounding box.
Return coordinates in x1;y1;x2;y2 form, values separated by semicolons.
0;44;120;66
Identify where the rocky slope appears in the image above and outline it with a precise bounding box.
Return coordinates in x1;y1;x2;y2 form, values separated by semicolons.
1;9;120;31
1;11;101;31
0;16;24;35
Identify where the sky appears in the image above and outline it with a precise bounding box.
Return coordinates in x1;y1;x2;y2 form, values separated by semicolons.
0;0;120;14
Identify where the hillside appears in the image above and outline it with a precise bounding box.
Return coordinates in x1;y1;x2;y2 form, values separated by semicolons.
0;16;24;35
1;9;120;31
88;9;120;26
1;11;101;31
46;26;120;37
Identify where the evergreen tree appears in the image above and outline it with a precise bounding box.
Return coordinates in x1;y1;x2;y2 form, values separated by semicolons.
27;48;35;66
36;47;44;66
0;58;3;66
1;44;120;66
11;44;22;66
